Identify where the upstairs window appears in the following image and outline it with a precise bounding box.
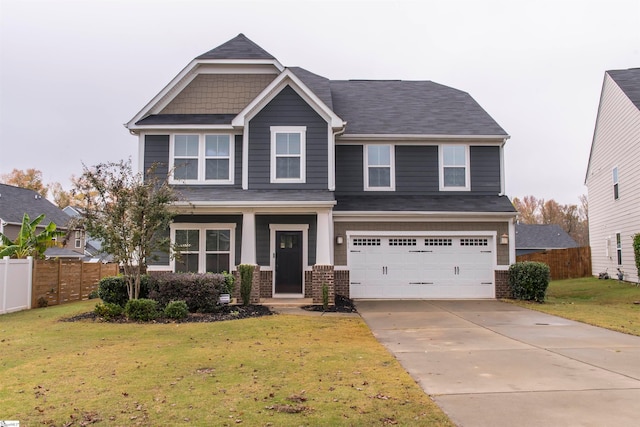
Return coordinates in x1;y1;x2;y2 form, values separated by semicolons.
271;126;306;183
171;134;233;184
365;144;394;191
440;145;470;191
612;167;619;200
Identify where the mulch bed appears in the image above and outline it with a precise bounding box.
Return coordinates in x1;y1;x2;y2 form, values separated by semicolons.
62;304;274;323
300;295;358;313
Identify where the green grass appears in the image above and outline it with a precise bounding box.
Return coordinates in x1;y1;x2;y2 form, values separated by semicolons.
0;300;452;426
509;277;640;336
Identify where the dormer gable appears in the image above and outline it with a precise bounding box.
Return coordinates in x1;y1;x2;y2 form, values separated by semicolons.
126;34;284;131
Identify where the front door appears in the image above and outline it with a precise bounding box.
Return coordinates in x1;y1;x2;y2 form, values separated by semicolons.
275;231;303;294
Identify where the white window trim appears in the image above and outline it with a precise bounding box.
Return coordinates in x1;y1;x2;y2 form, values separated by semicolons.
364;144;395;191
169;133;235;185
612;166;619;200
170;223;236;273
439;144;471;191
270;126;306;184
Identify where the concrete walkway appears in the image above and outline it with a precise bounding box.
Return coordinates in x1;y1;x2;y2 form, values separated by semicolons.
356;300;640;427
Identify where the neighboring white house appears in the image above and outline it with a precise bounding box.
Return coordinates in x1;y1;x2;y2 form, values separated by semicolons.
585;68;640;283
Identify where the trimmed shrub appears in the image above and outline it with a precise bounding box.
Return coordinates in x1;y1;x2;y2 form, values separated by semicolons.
322;283;329;311
88;290;100;299
97;275;151;307
164;300;189;320
238;264;255;306
508;261;551;302
222;271;236;295
94;302;123;320
124;298;159;321
148;272;225;313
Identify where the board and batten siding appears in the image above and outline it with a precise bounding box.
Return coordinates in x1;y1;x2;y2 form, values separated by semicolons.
335;143;501;195
247;85;329;189
586;73;640;283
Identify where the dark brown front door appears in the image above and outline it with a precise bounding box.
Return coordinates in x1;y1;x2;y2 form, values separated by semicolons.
275;231;303;294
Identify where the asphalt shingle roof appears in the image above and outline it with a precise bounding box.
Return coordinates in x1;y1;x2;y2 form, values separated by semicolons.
515;224;578;249
608;68;640;110
0;184;70;228
173;187;335;203
334;195;516;213
288;67;334;110
135;114;236;126
330;80;508;136
196;34;276;60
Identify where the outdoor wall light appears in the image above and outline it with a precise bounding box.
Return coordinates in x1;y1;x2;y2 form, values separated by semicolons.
500;233;509;245
336;236;344;245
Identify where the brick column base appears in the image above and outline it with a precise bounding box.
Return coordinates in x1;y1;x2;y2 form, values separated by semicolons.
251;265;261;304
312;265;335;305
495;270;511;298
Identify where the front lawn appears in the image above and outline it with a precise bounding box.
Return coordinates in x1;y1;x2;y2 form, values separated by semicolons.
0;300;452;426
510;277;640;336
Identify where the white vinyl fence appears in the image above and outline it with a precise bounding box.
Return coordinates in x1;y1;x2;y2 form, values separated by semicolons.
0;256;33;315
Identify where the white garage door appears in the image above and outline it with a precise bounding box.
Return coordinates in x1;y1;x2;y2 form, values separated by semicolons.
349;235;495;299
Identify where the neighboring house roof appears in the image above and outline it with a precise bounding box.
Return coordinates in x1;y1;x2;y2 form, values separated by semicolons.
0;183;70;228
330;80;508;136
44;247;84;259
607;68;640;110
334;195;516;213
515;224;578;250
196;33;276;60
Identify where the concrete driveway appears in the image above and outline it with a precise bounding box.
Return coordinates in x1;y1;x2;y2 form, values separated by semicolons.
356;300;640;427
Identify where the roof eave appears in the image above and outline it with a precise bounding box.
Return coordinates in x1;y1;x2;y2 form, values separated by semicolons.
338;134;510;141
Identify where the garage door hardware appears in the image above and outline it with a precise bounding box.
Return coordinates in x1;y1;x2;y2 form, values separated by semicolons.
409;282;434;285
408;250;433;253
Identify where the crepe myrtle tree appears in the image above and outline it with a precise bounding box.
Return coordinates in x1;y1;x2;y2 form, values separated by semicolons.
72;159;177;300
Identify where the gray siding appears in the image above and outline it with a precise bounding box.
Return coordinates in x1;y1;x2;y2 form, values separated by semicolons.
470;146;501;193
396;146;439;193
248;85;329;189
255;215;317;266
144;135;170;180
234;134;243;185
148;227;170;266
335;145;363;194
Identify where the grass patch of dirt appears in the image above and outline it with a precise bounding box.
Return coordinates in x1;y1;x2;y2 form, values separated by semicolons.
0;299;452;426
508;277;640;336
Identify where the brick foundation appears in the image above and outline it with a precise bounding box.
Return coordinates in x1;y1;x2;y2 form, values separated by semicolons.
260;270;273;299
311;265;335;305
304;271;313;298
335;270;350;298
495;270;511;298
233;265;262;304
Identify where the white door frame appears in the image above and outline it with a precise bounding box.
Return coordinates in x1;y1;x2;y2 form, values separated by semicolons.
269;224;309;298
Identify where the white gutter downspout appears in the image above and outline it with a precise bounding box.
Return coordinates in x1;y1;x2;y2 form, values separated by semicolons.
329;123;347;191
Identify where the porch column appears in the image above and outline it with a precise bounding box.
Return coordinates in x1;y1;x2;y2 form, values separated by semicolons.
315;210;331;265
240;211;256;265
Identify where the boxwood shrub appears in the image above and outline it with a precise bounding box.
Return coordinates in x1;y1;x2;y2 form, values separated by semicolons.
164;300;189;320
94;302;123;320
508;261;551;302
97;275;151;307
148;272;225;313
124;298;159;321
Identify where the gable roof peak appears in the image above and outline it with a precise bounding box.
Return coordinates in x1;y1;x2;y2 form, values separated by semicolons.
196;33;276;60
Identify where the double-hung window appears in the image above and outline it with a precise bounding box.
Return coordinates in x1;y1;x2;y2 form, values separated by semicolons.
365;144;394;191
172;224;235;274
171;134;233;184
616;233;622;265
612;167;619;200
440;145;470;191
270;126;306;183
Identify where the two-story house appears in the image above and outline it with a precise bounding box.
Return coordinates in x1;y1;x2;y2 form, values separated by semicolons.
126;34;516;303
586;68;640;283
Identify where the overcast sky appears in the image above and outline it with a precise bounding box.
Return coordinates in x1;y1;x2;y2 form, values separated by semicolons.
1;0;638;205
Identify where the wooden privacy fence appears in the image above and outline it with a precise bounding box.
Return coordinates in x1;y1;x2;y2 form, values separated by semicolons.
516;246;592;280
32;260;118;307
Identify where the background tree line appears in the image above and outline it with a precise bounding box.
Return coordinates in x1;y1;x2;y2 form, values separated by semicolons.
512;195;589;246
